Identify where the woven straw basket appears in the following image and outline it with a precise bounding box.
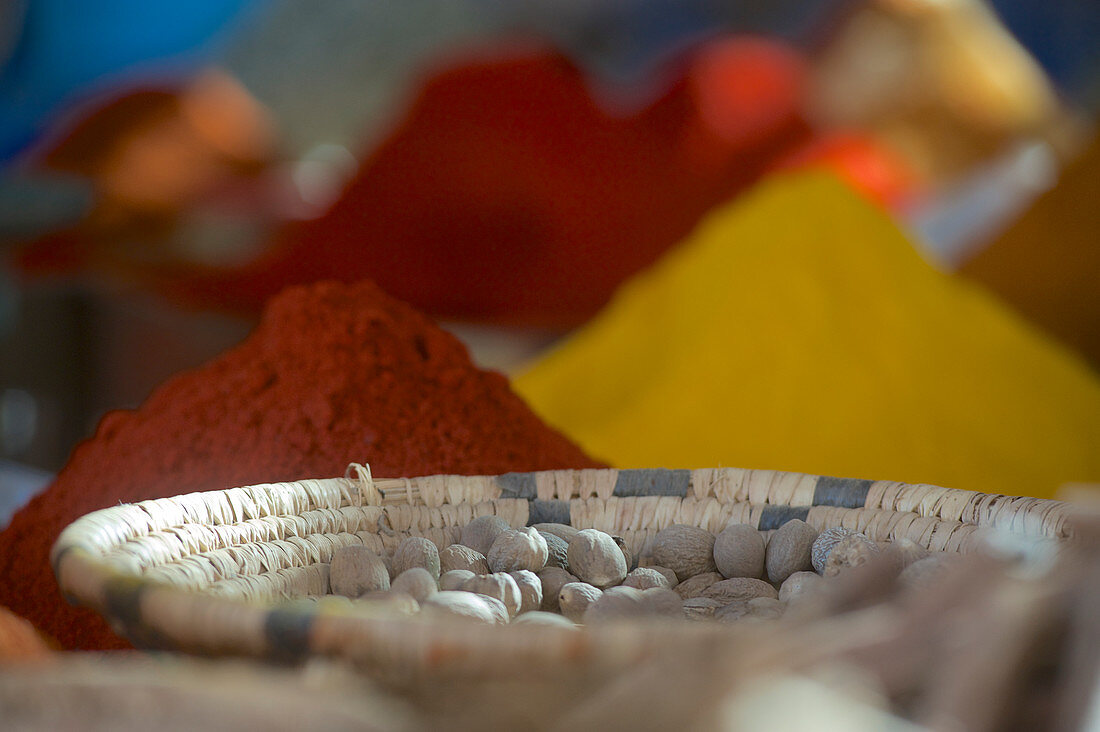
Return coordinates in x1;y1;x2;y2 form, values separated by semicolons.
53;465;1077;682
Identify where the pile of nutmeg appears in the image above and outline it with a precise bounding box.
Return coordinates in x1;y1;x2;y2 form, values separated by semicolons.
312;516;951;626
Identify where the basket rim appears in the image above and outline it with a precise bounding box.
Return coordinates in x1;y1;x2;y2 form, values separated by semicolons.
52;464;1078;672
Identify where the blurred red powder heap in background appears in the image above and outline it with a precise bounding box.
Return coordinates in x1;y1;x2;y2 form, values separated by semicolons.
169;43;812;327
0;280;603;650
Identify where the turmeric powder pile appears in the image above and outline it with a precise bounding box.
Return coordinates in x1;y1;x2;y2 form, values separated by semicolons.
515;173;1100;498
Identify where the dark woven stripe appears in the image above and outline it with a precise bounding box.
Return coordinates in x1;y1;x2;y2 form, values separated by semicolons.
50;545;74;578
613;469;690;497
527;499;570;526
496;472;537;499
102;574;177;648
813;476;874;508
759;505;811;531
104;575;146;629
264;607;315;662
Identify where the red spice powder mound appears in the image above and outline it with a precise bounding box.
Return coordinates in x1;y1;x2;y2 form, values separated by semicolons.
0;280;603;650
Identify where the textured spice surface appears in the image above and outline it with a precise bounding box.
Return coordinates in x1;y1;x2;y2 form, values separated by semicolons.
0;280;601;650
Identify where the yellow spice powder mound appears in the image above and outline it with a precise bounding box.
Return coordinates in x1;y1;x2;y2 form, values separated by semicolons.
514;172;1100;498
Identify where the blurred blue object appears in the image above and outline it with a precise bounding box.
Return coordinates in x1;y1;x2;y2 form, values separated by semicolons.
0;459;51;529
990;0;1100;116
0;0;263;161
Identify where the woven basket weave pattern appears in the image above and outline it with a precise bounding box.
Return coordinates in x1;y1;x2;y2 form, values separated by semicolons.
51;466;1074;669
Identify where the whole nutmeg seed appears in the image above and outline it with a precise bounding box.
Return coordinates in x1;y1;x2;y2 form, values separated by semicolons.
682;597;723;621
672;572;724;600
531;523;580;544
567;529;628;588
713;523;765;579
823;533;880;577
473;594;511;625
440;569;475;591
583;586;646;623
643;565;679;588
651;525;717;582
701;577;779;604
488;527;549;573
810;527;858;574
765;519;819;584
353;590;420;617
389;567;438;603
558;582;603;622
392;536;441;579
509;569;544;614
539;531;571;572
330;545;390;598
778;571;824;604
513;611;577;628
421;591;499;624
640;587;683;618
622;567;671;591
537;566;578;612
461;572;522;618
461;515;510;556
439;544;490;575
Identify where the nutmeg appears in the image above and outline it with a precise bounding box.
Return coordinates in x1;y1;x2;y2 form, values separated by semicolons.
567;529;628;588
487;527;549;573
392;536;441;579
823;533;880;577
682;597;724;621
701;577;778;604
509;569;544;614
713;523;765;579
460;515;510;556
389;567;438;603
640;587;684;618
583;586;646;623
352;590;420;618
461;572;522;618
421;591;499;624
537;566;578;612
672;572;724;600
777;571;824;604
539;531;571;572
513;611;577;628
440;569;476;591
810;527;858;574
651;525;718;582
765;519;819;584
558;582;603;622
531;523;580;544
330;545;390;598
439;544;490;575
622;567;672;591
472;594;511;625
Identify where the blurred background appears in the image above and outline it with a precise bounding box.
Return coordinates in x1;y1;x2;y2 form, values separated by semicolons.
1;0;1098;518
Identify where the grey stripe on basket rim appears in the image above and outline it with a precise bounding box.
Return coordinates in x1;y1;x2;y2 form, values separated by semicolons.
264;606;315;661
496;472;538;499
758;505;811;531
527;499;571;526
613;468;690;497
813;475;874;509
103;574;148;630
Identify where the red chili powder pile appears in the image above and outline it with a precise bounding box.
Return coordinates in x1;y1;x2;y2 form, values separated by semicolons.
0;280;602;650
